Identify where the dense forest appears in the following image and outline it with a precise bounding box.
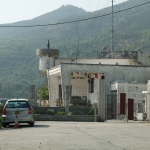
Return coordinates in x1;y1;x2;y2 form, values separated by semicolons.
0;0;150;98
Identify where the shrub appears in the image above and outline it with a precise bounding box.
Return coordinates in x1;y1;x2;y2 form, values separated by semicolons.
34;109;42;114
0;104;3;113
57;111;65;115
47;109;55;115
68;111;73;115
72;110;86;115
0;116;2;128
87;108;94;115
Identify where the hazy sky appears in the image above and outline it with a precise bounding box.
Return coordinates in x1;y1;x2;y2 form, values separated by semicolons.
1;0;127;24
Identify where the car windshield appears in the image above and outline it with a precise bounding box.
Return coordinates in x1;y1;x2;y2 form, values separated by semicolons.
5;101;30;108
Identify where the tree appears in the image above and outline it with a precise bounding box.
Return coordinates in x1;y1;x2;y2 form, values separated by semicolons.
37;71;49;106
37;85;49;100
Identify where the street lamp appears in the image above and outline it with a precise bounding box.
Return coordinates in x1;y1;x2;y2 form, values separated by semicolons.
125;83;128;122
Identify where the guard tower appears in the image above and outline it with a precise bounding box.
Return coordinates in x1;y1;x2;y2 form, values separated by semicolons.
36;40;59;71
36;40;59;105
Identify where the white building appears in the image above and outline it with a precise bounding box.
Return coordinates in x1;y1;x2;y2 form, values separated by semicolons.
36;49;150;121
111;81;147;120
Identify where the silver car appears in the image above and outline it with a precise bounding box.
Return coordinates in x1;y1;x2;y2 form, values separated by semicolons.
2;99;34;127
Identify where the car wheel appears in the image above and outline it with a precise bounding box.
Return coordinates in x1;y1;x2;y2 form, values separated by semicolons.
29;122;34;127
2;123;8;128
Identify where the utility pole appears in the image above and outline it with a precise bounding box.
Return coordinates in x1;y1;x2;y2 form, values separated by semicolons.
111;0;114;56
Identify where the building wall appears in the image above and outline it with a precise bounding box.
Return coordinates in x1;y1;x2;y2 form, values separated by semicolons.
55;58;138;66
88;79;99;103
49;76;61;106
61;64;150;86
147;81;150;120
70;78;99;103
60;63;150;108
71;79;87;97
111;82;147;119
111;82;146;102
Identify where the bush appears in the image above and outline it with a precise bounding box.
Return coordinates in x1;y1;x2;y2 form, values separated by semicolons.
0;116;2;128
0;104;3;113
87;108;94;115
72;110;86;115
34;109;42;114
57;111;65;115
47;109;55;115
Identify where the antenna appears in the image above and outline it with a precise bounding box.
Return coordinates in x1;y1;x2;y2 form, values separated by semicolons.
103;44;109;51
47;39;50;49
111;0;114;53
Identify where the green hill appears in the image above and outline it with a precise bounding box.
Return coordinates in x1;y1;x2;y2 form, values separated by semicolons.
0;0;150;97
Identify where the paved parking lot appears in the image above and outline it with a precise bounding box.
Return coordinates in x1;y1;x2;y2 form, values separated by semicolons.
0;121;150;150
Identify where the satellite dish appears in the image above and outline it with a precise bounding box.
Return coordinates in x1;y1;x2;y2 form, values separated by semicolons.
103;44;109;51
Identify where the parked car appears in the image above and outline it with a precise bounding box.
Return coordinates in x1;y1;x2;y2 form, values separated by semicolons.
2;99;34;127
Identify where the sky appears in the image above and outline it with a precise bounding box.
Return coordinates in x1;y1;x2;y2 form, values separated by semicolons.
1;0;127;24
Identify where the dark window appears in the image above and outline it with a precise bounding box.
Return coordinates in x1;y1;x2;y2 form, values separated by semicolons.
6;101;30;108
88;78;94;93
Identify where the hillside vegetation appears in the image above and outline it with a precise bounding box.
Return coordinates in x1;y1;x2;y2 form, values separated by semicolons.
0;0;150;97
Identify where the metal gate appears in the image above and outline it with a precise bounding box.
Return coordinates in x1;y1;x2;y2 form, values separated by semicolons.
106;92;117;120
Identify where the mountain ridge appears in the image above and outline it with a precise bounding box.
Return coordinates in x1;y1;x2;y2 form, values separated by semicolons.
0;0;150;98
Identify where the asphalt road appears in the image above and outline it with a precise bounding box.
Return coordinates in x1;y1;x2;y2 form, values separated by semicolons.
0;121;150;150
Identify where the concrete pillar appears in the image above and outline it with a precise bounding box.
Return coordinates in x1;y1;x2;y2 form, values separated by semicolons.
65;86;70;115
98;76;106;122
147;80;150;121
47;69;51;105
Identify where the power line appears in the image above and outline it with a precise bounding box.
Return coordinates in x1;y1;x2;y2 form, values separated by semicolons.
62;0;92;58
0;1;150;28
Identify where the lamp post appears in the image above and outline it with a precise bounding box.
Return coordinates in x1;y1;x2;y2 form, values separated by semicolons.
125;83;128;122
30;84;35;108
0;78;1;93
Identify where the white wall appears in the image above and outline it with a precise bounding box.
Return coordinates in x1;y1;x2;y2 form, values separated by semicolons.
147;81;150;120
111;82;146;102
71;79;87;97
88;79;99;104
55;58;137;66
71;78;99;103
111;82;147;119
60;63;150;107
49;76;61;106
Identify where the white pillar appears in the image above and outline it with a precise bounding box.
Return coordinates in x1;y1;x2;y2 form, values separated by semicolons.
98;77;106;122
47;69;51;104
147;81;150;121
65;86;70;115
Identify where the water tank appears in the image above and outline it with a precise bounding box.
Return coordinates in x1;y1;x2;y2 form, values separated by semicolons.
36;48;59;71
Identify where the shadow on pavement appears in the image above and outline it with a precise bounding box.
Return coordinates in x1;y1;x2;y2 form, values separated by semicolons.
1;123;50;129
33;124;50;128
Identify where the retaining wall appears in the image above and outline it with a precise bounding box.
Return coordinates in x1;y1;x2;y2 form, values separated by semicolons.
34;114;100;122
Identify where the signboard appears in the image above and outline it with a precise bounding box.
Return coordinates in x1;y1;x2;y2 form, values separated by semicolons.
30;85;35;92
